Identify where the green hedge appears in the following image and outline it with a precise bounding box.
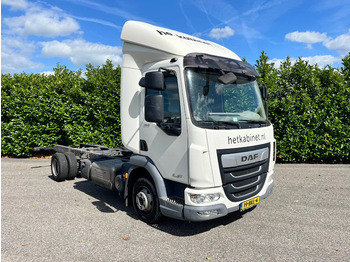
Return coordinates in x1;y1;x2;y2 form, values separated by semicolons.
1;55;350;162
1;60;122;157
256;52;350;163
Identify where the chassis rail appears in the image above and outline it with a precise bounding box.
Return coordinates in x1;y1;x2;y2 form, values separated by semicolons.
53;144;132;160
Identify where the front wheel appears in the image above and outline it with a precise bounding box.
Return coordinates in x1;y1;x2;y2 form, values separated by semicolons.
132;177;162;224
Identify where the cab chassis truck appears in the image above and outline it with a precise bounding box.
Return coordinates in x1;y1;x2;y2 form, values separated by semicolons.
51;21;276;224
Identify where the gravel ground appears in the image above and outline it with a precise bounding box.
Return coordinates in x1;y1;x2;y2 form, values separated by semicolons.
1;158;350;261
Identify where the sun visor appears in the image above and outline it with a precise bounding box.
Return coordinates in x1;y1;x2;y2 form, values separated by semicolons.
183;53;260;78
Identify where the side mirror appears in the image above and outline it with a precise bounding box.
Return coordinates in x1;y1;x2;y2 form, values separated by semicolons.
259;84;267;100
145;94;164;123
139;71;165;91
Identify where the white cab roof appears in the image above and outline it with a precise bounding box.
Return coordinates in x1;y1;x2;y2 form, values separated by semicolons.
120;21;241;60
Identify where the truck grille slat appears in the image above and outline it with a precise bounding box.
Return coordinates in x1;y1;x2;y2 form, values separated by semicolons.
231;176;260;188
233;186;257;197
228;165;261;178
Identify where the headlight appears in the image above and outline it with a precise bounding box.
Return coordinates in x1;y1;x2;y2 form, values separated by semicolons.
190;193;220;204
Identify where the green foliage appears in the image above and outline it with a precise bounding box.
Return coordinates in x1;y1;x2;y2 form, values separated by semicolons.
256;52;350;163
224;83;259;112
1;60;122;157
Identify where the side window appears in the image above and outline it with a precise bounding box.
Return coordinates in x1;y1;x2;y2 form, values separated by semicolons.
147;74;181;124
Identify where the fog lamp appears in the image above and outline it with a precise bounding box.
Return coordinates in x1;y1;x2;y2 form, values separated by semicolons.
197;210;219;217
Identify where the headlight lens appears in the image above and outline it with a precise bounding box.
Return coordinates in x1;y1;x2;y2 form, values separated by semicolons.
190;193;220;204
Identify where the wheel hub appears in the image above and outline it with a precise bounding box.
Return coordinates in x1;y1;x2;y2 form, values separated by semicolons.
136;189;152;212
51;159;59;177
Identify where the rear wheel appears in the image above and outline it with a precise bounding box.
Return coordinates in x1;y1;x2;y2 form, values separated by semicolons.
51;153;69;182
132;177;162;224
64;152;78;180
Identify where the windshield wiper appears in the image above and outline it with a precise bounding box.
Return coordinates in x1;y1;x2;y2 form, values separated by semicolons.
215;121;241;129
198;121;241;129
240;120;268;126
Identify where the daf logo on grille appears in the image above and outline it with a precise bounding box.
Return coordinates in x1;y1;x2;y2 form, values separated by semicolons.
241;153;259;162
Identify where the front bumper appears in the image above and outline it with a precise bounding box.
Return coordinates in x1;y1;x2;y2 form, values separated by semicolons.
160;180;274;222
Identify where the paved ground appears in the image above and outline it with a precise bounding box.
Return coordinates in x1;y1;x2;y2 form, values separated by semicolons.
1;158;350;261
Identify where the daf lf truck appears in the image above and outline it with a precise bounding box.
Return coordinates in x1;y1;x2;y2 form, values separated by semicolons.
51;21;276;224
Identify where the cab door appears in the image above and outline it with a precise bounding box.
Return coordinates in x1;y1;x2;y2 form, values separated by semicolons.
140;67;188;185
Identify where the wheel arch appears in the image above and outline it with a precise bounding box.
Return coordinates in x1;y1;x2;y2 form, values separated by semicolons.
124;155;167;206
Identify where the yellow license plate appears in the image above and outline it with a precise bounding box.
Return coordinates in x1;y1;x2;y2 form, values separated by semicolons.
240;196;260;212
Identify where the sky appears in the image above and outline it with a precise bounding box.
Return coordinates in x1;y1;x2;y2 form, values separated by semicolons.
1;0;350;74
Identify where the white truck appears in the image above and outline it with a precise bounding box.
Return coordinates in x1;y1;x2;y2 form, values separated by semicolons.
51;21;276;224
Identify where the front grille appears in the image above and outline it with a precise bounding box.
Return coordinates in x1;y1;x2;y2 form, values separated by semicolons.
217;143;270;202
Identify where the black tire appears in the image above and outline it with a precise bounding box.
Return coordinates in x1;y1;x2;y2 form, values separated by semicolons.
132;177;163;224
51;153;69;182
64;152;78;180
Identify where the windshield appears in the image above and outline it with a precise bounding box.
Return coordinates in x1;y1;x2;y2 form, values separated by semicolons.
185;68;267;129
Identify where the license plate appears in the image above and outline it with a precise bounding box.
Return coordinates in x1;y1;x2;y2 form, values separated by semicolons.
240;196;260;212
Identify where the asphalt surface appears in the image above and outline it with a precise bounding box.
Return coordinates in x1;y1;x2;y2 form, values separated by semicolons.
1;158;350;262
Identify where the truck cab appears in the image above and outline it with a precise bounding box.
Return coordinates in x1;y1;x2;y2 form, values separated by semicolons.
119;21;275;222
